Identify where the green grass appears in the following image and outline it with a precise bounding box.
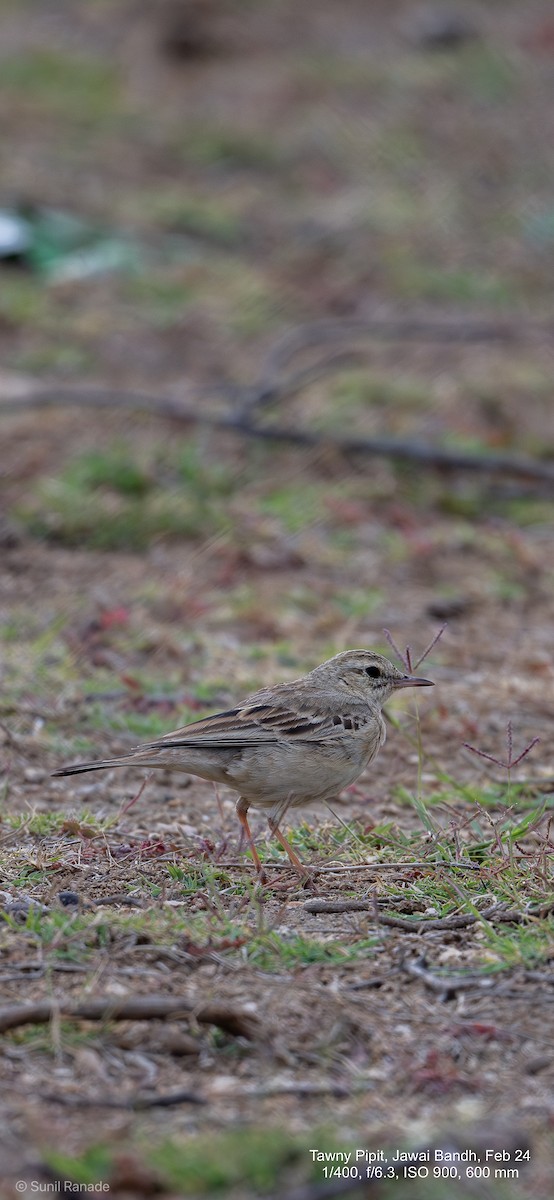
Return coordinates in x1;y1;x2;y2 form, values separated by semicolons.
21;466;230;551
452;45;520;105
9;819;551;978
62;447;154;497
331;369;429;413
177;124;282;171
0;808;106;839
0;51;121;126
43;1127;526;1199
0;904;113;956
387;255;517;307
19;441;366;550
184;258;288;337
121;272;196;329
332;587;383;619
0;276;51;325
17;441;245;550
260;483;327;533
248;932;381;970
91;703;200;740
142;190;243;245
15;417;549;556
45;1131;332;1196
1;899;381;976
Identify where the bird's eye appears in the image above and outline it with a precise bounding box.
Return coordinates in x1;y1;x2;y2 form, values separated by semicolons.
366;665;381;679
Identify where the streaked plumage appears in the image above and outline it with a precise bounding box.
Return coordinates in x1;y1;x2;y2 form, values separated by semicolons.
54;650;433;877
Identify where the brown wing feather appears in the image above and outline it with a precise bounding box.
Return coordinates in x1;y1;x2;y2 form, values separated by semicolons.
144;698;370;751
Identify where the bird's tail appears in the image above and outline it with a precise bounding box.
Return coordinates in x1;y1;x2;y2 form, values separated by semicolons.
53;756;137;778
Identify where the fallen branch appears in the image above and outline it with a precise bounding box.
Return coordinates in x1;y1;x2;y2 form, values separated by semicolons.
304;899;376;914
3;313;554;480
523;970;554;985
222;859;481;872
2;385;553;484
0;995;260;1038
402;955;496;995
256;316;531;390
40;1087;206;1109
91;894;143;909
303;900;553;927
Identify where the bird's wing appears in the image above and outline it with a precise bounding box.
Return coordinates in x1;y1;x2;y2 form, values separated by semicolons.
144;698;371;751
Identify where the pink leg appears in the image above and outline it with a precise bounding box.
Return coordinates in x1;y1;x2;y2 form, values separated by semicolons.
267;816;307;876
236;798;266;879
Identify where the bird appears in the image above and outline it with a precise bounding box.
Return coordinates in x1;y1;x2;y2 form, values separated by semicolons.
53;649;433;879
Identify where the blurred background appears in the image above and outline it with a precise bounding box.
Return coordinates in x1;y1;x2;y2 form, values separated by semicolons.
2;0;553;714
1;1;554;1196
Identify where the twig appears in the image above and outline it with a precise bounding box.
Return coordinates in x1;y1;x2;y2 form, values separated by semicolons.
229;1080;364;1099
489;776;554;790
0;995;260;1038
303;900;552;927
0;703;67;720
346;975;394;990
383;624;446;674
2;385;554;484
523;970;554;985
464;726;540;771
257;316;530;385
0;962;87;981
402;955;496;995
0;719;20;746
220;859;481;872
40;1087;206;1109
304;899;377;914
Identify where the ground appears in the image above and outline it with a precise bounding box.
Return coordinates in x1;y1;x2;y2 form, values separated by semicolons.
0;1;554;1197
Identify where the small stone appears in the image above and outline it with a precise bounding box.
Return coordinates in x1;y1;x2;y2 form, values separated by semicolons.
408;6;479;50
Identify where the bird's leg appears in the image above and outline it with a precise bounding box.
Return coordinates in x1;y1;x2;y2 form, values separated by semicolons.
266;816;306;874
236;797;266;881
267;795;312;879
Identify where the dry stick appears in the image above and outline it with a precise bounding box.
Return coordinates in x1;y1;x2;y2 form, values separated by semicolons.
402;956;496;994
0;962;87;981
2;386;554;484
0;995;260;1038
305;899;380;913
347;974;396;990
256;316;528;383
40;1088;206;1110
303;900;552;926
523;970;554;985
219;859;481;871
0;702;61;717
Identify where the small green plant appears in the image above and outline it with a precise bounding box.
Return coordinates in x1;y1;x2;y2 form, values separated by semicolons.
248;932;380;970
68;448;153;497
147;192;242;245
260;484;327;533
122;273;195;329
178;125;281;171
0;51;121;126
19;442;236;550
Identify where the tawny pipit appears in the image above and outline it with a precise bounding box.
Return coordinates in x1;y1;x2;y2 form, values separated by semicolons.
54;650;433;876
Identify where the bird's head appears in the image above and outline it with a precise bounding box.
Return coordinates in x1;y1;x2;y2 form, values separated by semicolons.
309;649;434;708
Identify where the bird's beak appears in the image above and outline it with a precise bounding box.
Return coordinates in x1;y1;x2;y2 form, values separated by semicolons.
393;674;434;688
